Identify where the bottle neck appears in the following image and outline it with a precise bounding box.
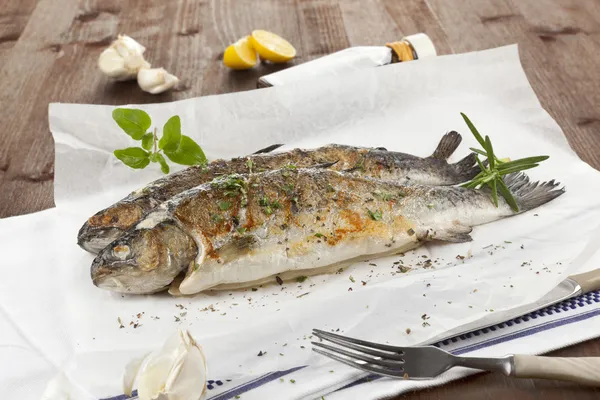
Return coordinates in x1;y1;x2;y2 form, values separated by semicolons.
386;40;417;63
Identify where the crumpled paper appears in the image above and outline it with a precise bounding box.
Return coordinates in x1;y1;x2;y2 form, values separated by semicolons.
1;45;600;400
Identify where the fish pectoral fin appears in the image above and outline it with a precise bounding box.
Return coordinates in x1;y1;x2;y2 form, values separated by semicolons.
431;225;473;243
214;235;258;262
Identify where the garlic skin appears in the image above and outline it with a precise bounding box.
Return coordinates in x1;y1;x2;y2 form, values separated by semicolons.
137;67;180;94
98;35;150;81
123;329;208;400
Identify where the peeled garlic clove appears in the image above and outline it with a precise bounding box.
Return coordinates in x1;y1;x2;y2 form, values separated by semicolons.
125;329;208;400
163;331;208;399
122;352;151;396
98;34;150;81
137;67;179;94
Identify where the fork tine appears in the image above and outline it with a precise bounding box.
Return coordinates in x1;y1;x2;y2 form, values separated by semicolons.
313;347;406;379
313;329;403;352
312;331;405;361
312;341;405;369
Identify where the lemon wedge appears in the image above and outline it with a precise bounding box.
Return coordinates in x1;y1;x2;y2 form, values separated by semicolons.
223;36;257;70
249;30;296;63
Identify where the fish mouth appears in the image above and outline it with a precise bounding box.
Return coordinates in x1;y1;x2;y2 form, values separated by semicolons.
91;259;168;294
78;223;125;254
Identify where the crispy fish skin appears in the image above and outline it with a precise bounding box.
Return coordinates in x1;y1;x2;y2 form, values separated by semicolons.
91;169;564;295
78;132;477;253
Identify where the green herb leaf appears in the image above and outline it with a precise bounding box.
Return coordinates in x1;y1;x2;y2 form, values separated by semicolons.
497;177;520;212
114;147;150;169
236;227;246;234
498;164;539;176
485;136;495;170
460;113;486;149
219;201;231;210
141;133;154;151
461;113;548;212
496;156;549;170
314;233;324;238
247;159;254;173
367;209;383;221
112;108;151;140
159;116;182;152
156;153;170;174
469;147;488;157
296;276;307;283
164;135;207;166
489;178;498;207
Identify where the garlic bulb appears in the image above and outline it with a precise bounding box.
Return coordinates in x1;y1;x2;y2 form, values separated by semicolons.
98;35;150;81
137;67;180;94
123;329;208;400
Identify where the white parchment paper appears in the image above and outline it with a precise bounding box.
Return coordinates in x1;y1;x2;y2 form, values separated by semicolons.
2;45;600;399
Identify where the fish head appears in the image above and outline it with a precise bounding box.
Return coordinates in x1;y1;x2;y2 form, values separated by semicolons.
91;221;198;294
78;203;146;253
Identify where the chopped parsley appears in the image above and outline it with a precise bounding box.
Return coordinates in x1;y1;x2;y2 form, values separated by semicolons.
373;191;394;201
236;227;246;234
296;276;307;283
367;209;383;221
327;184;335;193
349;275;355;283
282;183;295;195
211;213;223;223
246;158;254;172
218;201;231;210
211;175;248;206
259;196;282;215
314;233;324;238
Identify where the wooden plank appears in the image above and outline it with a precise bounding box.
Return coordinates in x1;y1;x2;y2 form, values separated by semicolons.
381;0;453;55
0;0;37;64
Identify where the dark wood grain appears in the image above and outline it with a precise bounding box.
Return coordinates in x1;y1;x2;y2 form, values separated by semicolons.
0;0;598;398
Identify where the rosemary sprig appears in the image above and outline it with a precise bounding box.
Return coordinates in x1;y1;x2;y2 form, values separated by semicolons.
460;113;549;212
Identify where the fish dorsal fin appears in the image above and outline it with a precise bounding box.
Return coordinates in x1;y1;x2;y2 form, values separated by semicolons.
429;131;462;160
251;144;284;154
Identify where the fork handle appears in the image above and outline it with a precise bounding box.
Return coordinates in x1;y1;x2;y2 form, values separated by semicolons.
512;354;600;386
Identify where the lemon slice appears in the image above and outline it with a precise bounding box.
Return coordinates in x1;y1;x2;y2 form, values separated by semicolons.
223;36;257;70
249;30;296;63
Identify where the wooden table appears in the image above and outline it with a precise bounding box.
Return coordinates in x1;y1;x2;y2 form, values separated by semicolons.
1;0;599;398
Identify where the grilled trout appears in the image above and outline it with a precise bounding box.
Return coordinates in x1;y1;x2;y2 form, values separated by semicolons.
91;168;563;295
78;132;479;253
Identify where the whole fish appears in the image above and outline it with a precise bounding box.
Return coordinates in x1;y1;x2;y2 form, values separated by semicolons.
78;132;478;253
91;168;563;295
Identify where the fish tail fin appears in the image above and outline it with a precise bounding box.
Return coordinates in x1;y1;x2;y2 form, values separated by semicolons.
451;152;481;182
504;173;565;212
429;131;462;160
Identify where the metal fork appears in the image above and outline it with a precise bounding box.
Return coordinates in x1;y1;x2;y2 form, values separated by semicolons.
311;329;600;386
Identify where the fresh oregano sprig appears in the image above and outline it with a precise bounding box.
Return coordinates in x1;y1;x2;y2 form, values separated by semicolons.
112;108;207;174
460;112;549;212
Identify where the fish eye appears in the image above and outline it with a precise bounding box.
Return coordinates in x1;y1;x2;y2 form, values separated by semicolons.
113;245;131;260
